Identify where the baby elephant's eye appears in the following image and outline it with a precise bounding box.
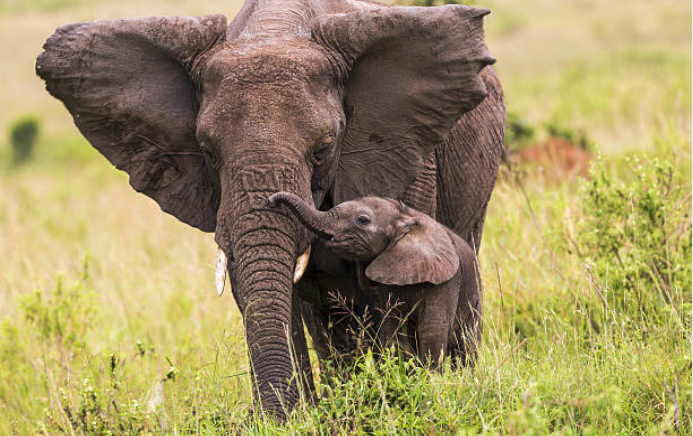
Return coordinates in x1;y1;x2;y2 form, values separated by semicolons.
355;215;371;227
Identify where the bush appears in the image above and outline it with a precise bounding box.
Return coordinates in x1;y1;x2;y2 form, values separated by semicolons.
545;117;593;152
572;155;691;322
504;111;592;152
311;349;435;434
505;111;537;149
10;115;39;164
19;272;96;350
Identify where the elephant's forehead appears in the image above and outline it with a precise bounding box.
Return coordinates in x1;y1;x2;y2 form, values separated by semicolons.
365;197;399;207
206;40;331;84
352;197;400;215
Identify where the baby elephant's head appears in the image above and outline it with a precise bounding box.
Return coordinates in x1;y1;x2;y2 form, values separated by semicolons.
268;192;459;286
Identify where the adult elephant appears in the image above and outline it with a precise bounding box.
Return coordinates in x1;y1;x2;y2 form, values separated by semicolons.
36;0;504;418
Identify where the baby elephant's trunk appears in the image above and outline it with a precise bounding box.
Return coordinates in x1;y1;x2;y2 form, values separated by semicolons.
268;192;335;238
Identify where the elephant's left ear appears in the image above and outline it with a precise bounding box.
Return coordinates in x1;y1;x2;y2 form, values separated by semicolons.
366;213;460;286
313;5;495;204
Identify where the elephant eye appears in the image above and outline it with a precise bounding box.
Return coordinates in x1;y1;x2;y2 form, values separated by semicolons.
200;144;218;168
311;134;335;167
355;215;371;227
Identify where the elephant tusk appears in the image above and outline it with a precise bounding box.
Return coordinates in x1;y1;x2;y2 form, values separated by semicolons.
293;246;311;284
215;247;229;297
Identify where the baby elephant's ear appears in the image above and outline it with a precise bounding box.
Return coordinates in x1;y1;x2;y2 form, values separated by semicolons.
366;214;459;286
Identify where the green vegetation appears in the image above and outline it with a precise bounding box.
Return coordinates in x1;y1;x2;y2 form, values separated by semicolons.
9;115;39;165
504;111;537;150
504;113;592;152
0;0;690;434
574;157;691;318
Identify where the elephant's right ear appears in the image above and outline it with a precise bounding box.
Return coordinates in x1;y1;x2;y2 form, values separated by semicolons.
36;15;227;232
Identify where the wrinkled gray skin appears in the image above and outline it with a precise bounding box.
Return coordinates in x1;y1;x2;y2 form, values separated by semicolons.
36;0;505;418
268;192;483;366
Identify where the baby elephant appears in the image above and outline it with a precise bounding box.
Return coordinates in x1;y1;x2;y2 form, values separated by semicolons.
268;192;482;367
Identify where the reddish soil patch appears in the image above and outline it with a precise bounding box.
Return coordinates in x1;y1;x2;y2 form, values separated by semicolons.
515;137;592;179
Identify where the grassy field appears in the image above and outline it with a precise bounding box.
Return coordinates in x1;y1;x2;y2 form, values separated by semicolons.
0;0;691;434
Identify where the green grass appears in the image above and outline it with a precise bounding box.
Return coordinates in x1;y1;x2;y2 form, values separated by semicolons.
0;0;691;434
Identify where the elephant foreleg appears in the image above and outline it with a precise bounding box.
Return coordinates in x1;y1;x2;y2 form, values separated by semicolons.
435;66;505;249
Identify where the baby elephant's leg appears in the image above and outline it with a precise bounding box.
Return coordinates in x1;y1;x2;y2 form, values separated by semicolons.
451;296;482;366
450;251;483;367
415;281;457;368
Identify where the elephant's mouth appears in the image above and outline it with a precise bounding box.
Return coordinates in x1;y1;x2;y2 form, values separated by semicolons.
324;235;340;243
214;245;312;297
322;235;351;250
301;224;334;241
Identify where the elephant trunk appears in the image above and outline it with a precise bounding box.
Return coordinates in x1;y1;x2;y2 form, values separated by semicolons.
216;160;314;419
268;192;336;238
233;221;298;416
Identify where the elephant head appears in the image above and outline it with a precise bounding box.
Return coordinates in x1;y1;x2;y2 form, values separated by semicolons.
268;192;460;286
36;0;494;416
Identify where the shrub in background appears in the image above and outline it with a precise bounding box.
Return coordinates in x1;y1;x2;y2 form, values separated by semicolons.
19;272;96;351
10;115;40;164
545;117;593;152
572;155;691;323
504;111;593;152
505;111;537;149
